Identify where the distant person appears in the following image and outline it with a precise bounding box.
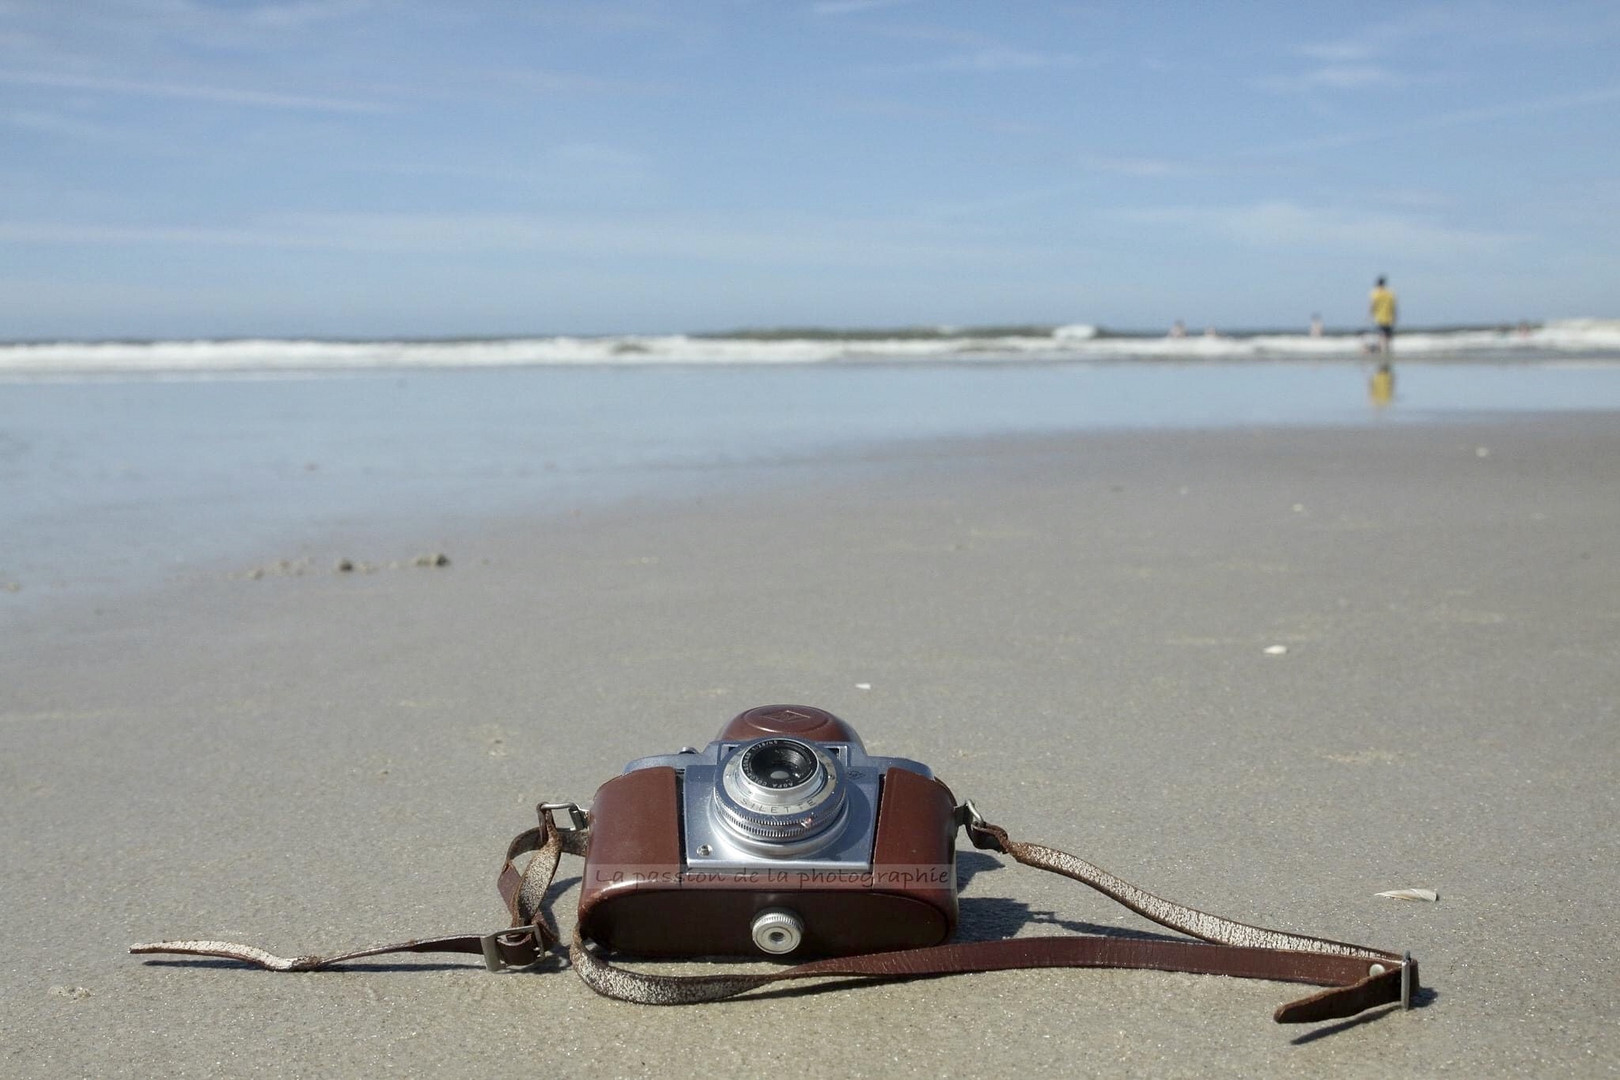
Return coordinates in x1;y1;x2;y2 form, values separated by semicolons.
1169;319;1187;338
1368;276;1397;355
1309;313;1324;338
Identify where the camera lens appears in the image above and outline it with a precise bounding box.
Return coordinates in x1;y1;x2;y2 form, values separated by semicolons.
741;740;818;790
713;736;848;853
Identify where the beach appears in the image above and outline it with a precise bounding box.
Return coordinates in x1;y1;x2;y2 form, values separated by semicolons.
2;366;1618;1077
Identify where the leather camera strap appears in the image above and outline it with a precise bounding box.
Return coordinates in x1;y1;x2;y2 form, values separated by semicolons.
132;802;1418;1024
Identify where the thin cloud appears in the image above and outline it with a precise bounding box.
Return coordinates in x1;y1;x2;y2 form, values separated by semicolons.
1242;84;1620;157
862;47;1092;76
1077;154;1190;178
812;0;922;15
345;141;658;195
1;106;140;146
238;0;376;31
833;93;1046;136
483;66;670;98
1121;201;1521;258
1257;64;1408;92
1274;8;1620;98
0;211;1051;266
1293;6;1620;72
0;69;389;114
0;221;331;248
0;0;386;101
861;23;1009;50
1296;42;1375;63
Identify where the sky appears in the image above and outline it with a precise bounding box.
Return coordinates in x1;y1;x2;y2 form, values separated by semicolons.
2;1;1619;340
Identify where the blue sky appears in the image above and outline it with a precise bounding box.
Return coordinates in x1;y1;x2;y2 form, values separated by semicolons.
3;1;1618;339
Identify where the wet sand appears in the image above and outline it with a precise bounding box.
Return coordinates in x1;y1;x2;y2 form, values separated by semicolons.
3;414;1617;1077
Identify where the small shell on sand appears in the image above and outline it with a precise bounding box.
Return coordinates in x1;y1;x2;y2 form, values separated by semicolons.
1263;644;1288;655
413;552;451;567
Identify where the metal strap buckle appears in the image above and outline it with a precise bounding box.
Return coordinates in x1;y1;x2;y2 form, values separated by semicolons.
538;801;589;832
955;799;986;831
480;927;533;973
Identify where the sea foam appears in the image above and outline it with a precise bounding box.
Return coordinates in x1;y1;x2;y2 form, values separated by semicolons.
2;319;1617;378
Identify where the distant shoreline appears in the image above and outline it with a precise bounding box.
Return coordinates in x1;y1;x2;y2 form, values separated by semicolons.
0;319;1585;348
2;319;1617;377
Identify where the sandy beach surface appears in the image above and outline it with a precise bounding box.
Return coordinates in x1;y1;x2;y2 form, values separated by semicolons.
3;411;1618;1077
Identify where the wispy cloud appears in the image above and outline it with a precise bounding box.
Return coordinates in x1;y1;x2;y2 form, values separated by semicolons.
1308;4;1620;59
1076;155;1190;178
1283;5;1620;88
346;140;658;195
482;66;669;99
1296;42;1375;63
1266;7;1620;97
235;0;376;31
1243;84;1620;156
862;47;1091;77
0;210;1049;266
1257;63;1408;93
832;93;1046;137
1120;201;1521;258
39;0;378;50
812;0;921;15
0;69;389;113
2;106;132;144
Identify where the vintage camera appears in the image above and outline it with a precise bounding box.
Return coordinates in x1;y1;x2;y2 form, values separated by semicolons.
577;705;959;958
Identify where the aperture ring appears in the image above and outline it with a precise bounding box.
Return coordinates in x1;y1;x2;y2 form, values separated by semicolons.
714;737;846;845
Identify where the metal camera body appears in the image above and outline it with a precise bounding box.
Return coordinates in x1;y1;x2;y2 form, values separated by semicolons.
622;728;929;872
576;705;960;959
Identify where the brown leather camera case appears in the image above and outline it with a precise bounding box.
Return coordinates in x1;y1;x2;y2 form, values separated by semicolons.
576;707;959;958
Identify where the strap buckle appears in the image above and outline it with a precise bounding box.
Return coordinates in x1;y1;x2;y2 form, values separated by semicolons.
480;927;536;973
955;799;985;831
538;801;589;832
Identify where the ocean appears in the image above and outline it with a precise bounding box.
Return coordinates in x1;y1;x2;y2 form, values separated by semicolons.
4;346;1620;609
3;319;1620;376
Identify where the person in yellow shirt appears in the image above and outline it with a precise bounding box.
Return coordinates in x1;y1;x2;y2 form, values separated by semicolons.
1369;276;1397;355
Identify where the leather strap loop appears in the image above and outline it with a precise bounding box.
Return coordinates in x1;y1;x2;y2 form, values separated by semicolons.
975;823;1390;960
130;801;1419;1024
568;926;1412;1020
133;804;590;973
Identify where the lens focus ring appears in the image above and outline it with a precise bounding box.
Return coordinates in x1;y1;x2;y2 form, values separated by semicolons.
714;737;846;849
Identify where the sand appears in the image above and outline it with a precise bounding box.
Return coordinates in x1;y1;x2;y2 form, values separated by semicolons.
3;415;1617;1077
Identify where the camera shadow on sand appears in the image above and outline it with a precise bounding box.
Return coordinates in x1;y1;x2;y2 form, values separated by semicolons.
953;851;1186;944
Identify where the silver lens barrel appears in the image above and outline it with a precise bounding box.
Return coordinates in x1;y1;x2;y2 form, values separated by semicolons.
713;737;847;853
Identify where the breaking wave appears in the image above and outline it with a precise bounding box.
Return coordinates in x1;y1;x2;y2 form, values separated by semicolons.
3;319;1619;378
